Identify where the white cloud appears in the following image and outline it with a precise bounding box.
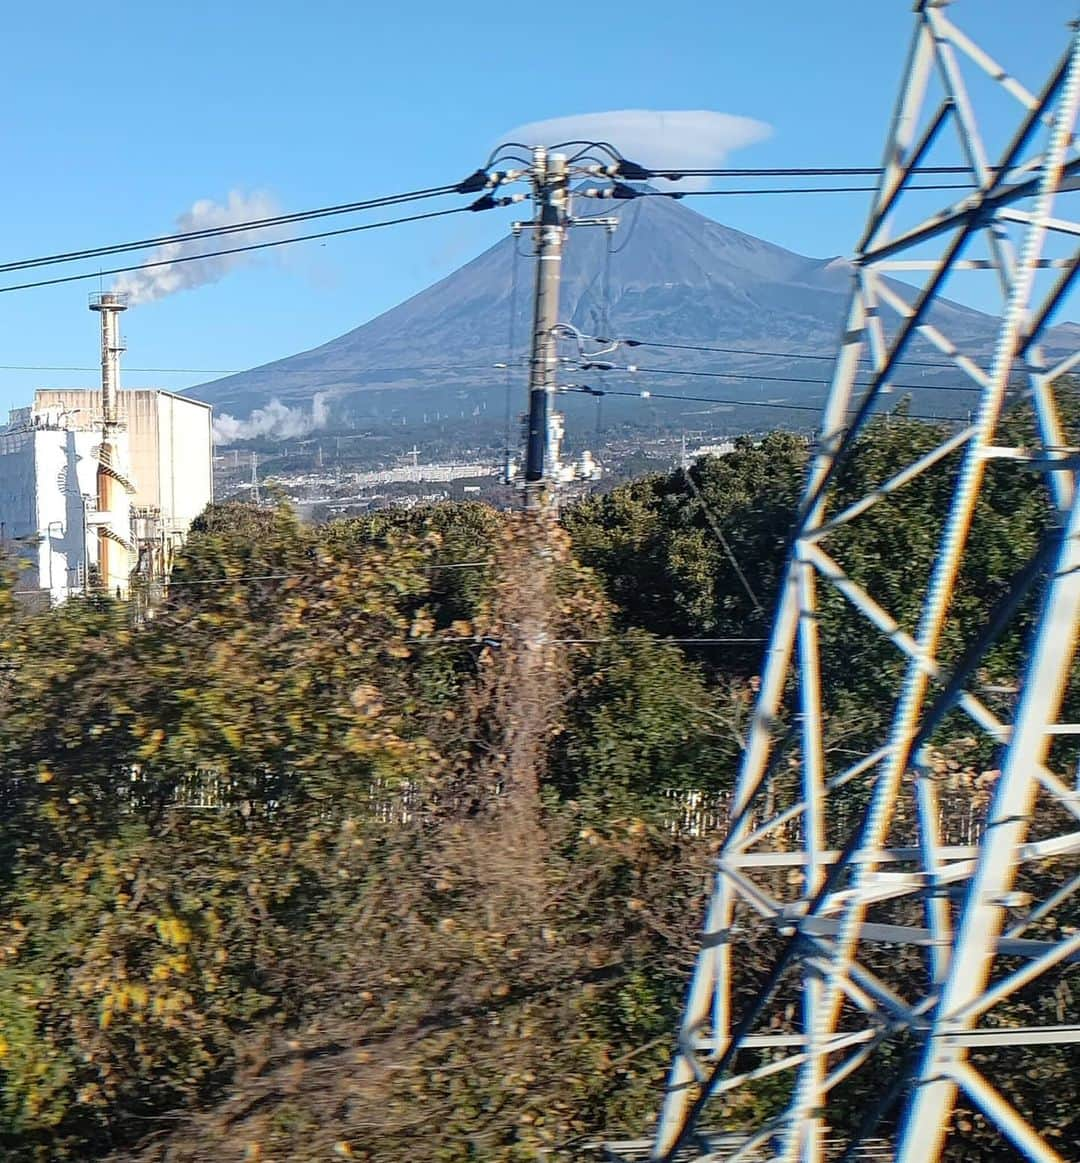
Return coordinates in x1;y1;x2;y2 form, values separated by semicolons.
502;110;772;189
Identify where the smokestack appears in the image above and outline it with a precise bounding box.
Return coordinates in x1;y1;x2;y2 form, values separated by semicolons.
89;291;128;431
88;291;131;595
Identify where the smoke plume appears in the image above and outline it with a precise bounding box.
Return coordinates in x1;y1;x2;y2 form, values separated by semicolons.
213;392;329;444
502;110;772;190
114;190;287;304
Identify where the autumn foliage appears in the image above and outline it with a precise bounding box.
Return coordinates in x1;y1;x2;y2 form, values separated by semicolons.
0;414;1076;1160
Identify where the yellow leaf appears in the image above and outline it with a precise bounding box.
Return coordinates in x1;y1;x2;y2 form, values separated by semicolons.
350;684;384;719
155;917;193;947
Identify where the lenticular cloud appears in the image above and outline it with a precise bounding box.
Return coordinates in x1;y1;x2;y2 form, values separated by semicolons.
501;110;772;186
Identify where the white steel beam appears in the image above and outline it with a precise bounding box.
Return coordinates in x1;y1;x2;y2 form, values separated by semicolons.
897;425;1080;1160
649;8;1080;1163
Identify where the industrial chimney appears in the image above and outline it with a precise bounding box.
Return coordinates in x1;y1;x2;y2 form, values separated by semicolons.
88;291;132;595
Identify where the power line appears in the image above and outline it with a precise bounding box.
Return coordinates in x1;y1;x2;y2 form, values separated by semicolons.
0;166;986;289
563;385;970;424
596;362;990;395
0;360;503;377
0;185;463;276
680;467;765;618
502;239;522;475
606;195;645;255
157;561;494;589
0;347;1011;386
489;144;984;179
10;556;768;648
7;561;496;598
644;166;976;177
637;183;976;197
0;346;1014;389
0;205;479;296
545;637;765;646
0;164;987;287
615;337;975;371
565;385;819;413
0;359;993;398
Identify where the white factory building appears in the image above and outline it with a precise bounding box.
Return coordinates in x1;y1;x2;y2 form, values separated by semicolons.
0;387;213;605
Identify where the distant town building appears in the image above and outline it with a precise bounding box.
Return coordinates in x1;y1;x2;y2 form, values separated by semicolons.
0;389;213;604
692;440;737;459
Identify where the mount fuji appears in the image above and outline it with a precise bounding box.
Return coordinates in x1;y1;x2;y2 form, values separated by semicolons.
192;191;1079;436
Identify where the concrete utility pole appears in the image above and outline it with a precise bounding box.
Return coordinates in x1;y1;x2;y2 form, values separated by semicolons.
523;147;569;510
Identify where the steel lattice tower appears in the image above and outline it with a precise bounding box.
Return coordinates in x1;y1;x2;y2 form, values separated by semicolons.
651;4;1080;1160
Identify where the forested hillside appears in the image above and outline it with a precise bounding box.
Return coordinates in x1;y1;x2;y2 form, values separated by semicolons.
0;414;1075;1160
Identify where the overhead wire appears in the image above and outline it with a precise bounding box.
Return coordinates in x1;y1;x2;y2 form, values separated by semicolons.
0;346;1012;387
0;185;463;276
611;336;988;372
596;232;616;438
0;205;478;296
158;562;494;588
595;362;991;395
644;165;978;178
503;238;522;470
483;144;984;178
554;140;624;165
0;153;1020;477
561;385;972;425
634;183;977;197
605;195;644;255
680;467;765;618
485;142;533;167
0;356;1003;408
5;561;498;598
0;163;984;296
0;360;507;376
0;161;992;290
12;558;768;649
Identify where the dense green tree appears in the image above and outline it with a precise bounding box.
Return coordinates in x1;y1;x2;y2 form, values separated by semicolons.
549;629;752;802
564;415;1070;747
564;431;807;654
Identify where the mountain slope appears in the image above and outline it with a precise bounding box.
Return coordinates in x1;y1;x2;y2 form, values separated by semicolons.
192;193;1075;425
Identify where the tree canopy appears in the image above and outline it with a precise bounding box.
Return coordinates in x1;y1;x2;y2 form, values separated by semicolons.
0;412;1075;1160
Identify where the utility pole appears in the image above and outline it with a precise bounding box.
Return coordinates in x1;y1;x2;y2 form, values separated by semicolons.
481;146;618;509
523;148;569;511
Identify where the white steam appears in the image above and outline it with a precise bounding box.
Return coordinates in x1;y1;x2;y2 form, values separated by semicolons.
502;110;772;189
114;190;287;304
213;393;329;444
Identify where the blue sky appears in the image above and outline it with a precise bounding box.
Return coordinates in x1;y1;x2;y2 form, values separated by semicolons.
2;0;1077;417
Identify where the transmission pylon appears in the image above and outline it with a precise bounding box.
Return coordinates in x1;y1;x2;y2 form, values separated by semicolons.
652;4;1080;1160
